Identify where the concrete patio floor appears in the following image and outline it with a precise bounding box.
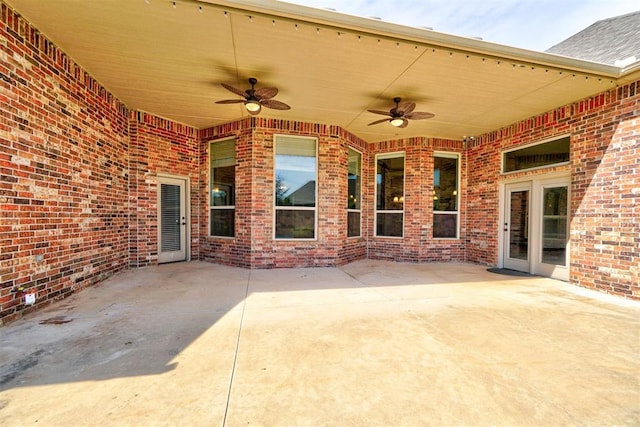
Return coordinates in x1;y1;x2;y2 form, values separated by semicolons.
1;260;639;426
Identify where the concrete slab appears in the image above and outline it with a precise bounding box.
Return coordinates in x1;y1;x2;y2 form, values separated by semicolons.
1;260;639;426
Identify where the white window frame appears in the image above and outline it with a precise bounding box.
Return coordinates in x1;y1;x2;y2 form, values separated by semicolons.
374;151;405;238
273;134;318;241
347;147;363;238
209;137;236;239
433;151;460;240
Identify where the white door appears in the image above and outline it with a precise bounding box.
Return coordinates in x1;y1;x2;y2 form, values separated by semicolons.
503;182;532;272
501;176;570;280
158;176;187;264
533;180;570;281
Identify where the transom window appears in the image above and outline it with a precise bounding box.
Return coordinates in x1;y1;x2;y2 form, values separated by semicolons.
375;152;404;237
274;135;317;239
503;136;570;173
433;153;459;239
209;138;235;237
347;148;362;238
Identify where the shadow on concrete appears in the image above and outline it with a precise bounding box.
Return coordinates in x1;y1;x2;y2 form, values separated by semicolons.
0;259;543;391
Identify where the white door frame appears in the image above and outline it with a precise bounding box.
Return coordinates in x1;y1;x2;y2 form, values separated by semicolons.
157;174;190;264
502;181;532;272
499;171;570;280
532;176;570;281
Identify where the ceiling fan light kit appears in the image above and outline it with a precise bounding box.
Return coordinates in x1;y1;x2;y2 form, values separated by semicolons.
216;77;291;116
244;100;261;113
368;96;434;128
390;117;405;127
216;80;432;129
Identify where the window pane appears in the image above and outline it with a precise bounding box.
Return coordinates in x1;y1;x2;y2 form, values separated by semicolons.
160;184;181;251
275;137;316;207
434;156;458;212
211;209;234;237
509;190;529;260
376;212;403;237
348;211;360;237
348;149;361;210
210;139;235;168
210;139;235;208
434;213;457;238
210;139;236;237
376;155;404;211
542;186;568;265
503;136;570;173
212;165;235;206
275;210;315;239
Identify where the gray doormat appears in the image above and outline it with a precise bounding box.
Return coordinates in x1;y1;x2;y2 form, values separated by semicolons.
487;268;536;277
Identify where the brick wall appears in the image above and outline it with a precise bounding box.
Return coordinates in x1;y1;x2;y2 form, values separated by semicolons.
129;112;200;267
199;119;253;267
2;1;638;327
200;118;370;268
0;4;130;324
367;138;466;263
466;136;501;265
337;130;369;265
467;80;639;300
569;83;639;298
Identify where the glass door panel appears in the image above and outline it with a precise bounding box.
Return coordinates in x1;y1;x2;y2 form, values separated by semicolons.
158;177;187;263
541;186;568;266
160;183;182;252
509;190;529;261
503;182;531;272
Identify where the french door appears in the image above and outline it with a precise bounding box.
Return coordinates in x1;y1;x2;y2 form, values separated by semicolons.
157;176;188;264
503;182;531;272
502;175;570;280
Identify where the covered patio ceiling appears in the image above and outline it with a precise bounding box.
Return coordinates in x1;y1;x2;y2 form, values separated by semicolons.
6;0;638;142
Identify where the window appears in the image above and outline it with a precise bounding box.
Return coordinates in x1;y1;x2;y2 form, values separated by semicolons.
433;153;459;238
274;135;317;239
347;148;362;238
503;136;570;173
375;152;404;237
210;138;235;237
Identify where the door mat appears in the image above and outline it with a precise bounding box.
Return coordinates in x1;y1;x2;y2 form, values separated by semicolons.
487;268;536;277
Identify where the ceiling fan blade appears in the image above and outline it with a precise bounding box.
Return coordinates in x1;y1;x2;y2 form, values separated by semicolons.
255;87;278;100
405;111;435;120
398;118;409;128
368;118;390;126
261;99;291;110
221;82;247;98
367;109;392;116
396;101;416;115
215;99;245;104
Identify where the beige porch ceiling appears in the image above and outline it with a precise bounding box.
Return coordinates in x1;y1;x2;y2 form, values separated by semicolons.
6;0;633;142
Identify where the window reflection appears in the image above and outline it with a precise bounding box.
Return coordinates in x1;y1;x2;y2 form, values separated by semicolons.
210;139;235;237
542;186;568;265
376;153;404;237
348;148;361;237
275;136;317;239
433;154;459;238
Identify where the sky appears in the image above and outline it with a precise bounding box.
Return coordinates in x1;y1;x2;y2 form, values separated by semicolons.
281;0;639;52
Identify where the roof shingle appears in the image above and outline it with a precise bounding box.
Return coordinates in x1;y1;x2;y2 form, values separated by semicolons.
546;11;640;66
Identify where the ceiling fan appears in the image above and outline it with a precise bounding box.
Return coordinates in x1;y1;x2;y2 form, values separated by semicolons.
368;97;434;128
216;77;291;115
